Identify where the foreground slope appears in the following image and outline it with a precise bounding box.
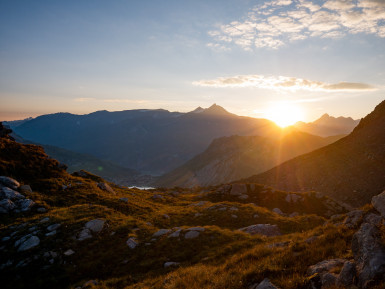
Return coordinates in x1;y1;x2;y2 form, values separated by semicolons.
244;100;385;207
155;131;344;188
13;104;280;175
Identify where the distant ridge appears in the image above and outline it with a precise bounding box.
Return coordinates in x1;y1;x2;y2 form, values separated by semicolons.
243;99;385;206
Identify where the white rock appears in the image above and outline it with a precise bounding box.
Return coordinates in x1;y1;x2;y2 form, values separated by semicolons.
185;230;200;239
168;229;181;238
126;237;138;249
64;249;75;256
85;219;105;233
153;229;171;237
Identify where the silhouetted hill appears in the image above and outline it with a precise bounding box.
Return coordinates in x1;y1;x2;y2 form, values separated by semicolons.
14;105;280;175
154;130;344;187
243;100;385;207
294;113;359;137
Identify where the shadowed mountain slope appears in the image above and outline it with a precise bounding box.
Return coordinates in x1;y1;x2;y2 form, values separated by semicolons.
154;130;344;188
243;100;385;207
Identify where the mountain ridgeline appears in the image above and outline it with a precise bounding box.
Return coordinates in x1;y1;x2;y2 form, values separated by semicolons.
13;104;280;175
155;131;344;188
244;100;385;206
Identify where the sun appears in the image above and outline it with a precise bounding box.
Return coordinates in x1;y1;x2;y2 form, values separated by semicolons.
264;103;304;128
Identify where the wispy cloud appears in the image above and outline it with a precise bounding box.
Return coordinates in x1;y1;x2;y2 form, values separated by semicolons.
193;74;376;91
73;98;149;104
208;0;385;50
74;97;96;102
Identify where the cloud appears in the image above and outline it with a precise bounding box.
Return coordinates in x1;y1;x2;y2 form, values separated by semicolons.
208;0;385;50
73;98;149;104
74;98;96;102
193;74;376;92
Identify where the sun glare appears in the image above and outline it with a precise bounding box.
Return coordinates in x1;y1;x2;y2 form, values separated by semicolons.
264;103;304;128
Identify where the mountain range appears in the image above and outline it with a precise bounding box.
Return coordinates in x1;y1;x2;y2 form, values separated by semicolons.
244;100;385;206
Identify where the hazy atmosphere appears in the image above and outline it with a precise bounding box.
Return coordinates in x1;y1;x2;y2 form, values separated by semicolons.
1;0;385;122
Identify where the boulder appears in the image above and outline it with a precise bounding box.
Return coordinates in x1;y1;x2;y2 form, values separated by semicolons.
321;272;337;288
19;185;32;193
153;229;171;237
239;224;281;237
187;227;205;232
343;210;364;229
184;230;200;239
77;228;92;241
307;259;346;275
36;207;47;213
251;278;279;289
364;213;382;226
336;261;356;287
17;236;40;251
238;194;249;200
230;184;247;196
272;208;284;216
85;219;105;233
64;249;75;256
0;199;16;213
352;222;385;288
47;223;61;231
97;182;115;194
126;237;138;249
1;187;25;200
371;191;385;218
168;230;181;238
0;176;20;190
164;262;179;268
15;199;35;212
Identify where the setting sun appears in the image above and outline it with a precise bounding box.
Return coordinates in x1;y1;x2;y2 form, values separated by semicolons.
264;103;304;128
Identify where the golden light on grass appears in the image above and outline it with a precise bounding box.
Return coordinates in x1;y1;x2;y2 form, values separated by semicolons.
263;103;304;128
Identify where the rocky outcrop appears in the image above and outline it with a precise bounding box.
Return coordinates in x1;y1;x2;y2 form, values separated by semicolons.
97;182;115;195
239;224;281;237
250;278;279;289
0;176;35;213
352;222;385;288
77;219;105;241
372;190;385;218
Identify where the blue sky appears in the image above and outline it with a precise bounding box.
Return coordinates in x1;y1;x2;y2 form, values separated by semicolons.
1;0;384;122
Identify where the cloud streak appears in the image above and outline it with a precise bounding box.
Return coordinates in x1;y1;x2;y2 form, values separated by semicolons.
193;75;376;92
208;0;385;50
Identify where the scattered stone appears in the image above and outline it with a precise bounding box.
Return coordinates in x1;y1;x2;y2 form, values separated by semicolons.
19;185;32;193
0;199;16;213
187;227;205;232
83;280;98;287
77;228;92;241
45;231;57;237
168;229;181;238
229;207;238;211
152;194;164;200
253;214;259;218
17;236;40;251
194;213;203;217
307;259;346;275
238;194;249;200
47;223;61;231
85;219;105;233
336;261;356;287
343;210;364;229
37;207;47;213
289;212;299;217
64;249;75;256
364;213;382;226
126;237;138;249
352;222;385;288
97;182;115;194
163;214;170;219
16;199;35;212
28;226;37;232
0;176;20;190
40;217;50;223
371;190;385;218
267;241;290;249
119;197;128;203
164;262;179;268
153;229;171;237
231;215;238;218
321;272;338;288
189;201;207;207
239;224;281;237
285;194;303;203
184;230;200;239
305;236;319;244
230;184;247;196
272;208;284;216
251;278;279;289
2;236;10;242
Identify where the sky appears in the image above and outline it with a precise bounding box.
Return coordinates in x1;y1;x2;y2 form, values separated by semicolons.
1;0;385;123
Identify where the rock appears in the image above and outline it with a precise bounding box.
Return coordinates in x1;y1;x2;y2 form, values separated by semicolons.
85;219;105;233
251;278;279;289
36;207;47;213
152;194;164;200
1;187;25;200
305;236;318;244
0;199;16;213
83;280;98;287
285;194;302;203
238;194;249;200
40;217;50;223
289;212;299;217
19;185;32;193
77;228;92;241
321;272;337;288
272;208;284;216
343;209;364;229
168;229;181;238
230;184;247;196
153;229;171;237
352;222;385;288
64;249;75;256
164;262;179;268
315;192;324;199
163;214;170;219
229;207;238;211
119;197;128;203
0;176;20;190
231;215;238;218
185;230;200;239
307;259;346;275
372;190;385;218
47;223;61;231
266;241;290;249
187;227;205;232
364;213;382;226
2;236;10;242
126;237;138;249
45;231;56;237
17;236;40;251
97;182;115;194
15;199;35;211
336;261;356;287
239;224;281;237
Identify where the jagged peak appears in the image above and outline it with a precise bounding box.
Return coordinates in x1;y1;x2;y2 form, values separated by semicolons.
353;99;385;132
190;106;205;113
202;104;231;116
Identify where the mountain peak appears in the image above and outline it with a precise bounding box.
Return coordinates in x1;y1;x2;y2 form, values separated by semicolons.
190;106;205;113
202;104;231;116
353;99;385;132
